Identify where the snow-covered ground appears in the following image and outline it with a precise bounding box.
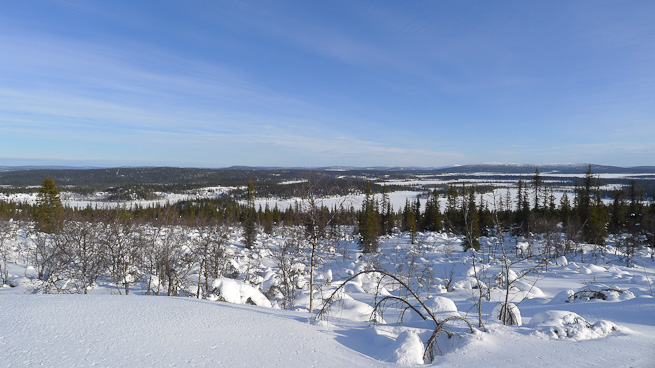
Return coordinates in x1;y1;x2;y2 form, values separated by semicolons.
0;295;391;367
0;186;237;210
1;223;654;367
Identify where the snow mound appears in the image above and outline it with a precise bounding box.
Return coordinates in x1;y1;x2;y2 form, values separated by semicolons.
551;289;575;303
209;278;272;308
555;256;568;266
392;330;425;365
329;293;383;323
425;296;459;317
344;281;366;294
513;280;546;298
25;266;39;278
587;264;607;273
516;241;530;254
531;310;618;340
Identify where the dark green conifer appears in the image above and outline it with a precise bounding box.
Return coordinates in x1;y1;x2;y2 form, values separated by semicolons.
243;179;257;249
358;181;380;253
33;177;64;233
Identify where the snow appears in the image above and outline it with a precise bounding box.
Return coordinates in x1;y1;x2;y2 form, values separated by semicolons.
209;277;272;307
530;310;619;340
0;295;388;367
0;186;237;209
491;302;522;326
1;223;655;367
391;330;425;365
425;296;460;318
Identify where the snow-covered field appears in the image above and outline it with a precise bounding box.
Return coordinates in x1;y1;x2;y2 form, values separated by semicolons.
1;223;654;367
0;186;237;210
1;295;386;367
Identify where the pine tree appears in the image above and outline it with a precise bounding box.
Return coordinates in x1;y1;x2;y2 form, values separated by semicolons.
33;177;64;233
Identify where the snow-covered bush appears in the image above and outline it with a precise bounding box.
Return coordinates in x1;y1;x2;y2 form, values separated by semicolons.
208;277;272;308
492;302;522;326
567;284;634;303
531;310;618;340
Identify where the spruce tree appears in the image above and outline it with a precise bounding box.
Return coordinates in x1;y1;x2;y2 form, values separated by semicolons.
33;177;64;233
588;189;609;245
608;189;627;234
445;185;459;232
532;168;542;211
576;165;594;227
559;191;572;226
243;179;257;249
462;186;480;251
626;180;644;235
575;165;608;244
402;198;412;232
358;181;380;253
515;178;529;234
423;189;442;232
380;185;393;235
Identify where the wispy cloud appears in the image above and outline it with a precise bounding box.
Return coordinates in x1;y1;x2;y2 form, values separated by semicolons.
0;27;463;168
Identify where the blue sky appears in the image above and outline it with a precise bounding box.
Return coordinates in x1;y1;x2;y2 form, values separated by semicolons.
1;1;654;168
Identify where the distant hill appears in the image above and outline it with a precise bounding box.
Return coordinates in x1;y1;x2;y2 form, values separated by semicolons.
1;164;654;188
0;167;291;187
0;166;101;172
430;163;655;175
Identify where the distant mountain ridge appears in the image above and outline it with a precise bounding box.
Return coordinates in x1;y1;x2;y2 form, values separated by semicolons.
1;164;654;187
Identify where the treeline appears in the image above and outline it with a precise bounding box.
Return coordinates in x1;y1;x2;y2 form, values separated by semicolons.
357;166;655;254
2;166;655;257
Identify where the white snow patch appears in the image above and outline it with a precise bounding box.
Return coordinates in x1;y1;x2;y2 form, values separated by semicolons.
531;310;619;340
392;330;425;365
209;277;272;308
